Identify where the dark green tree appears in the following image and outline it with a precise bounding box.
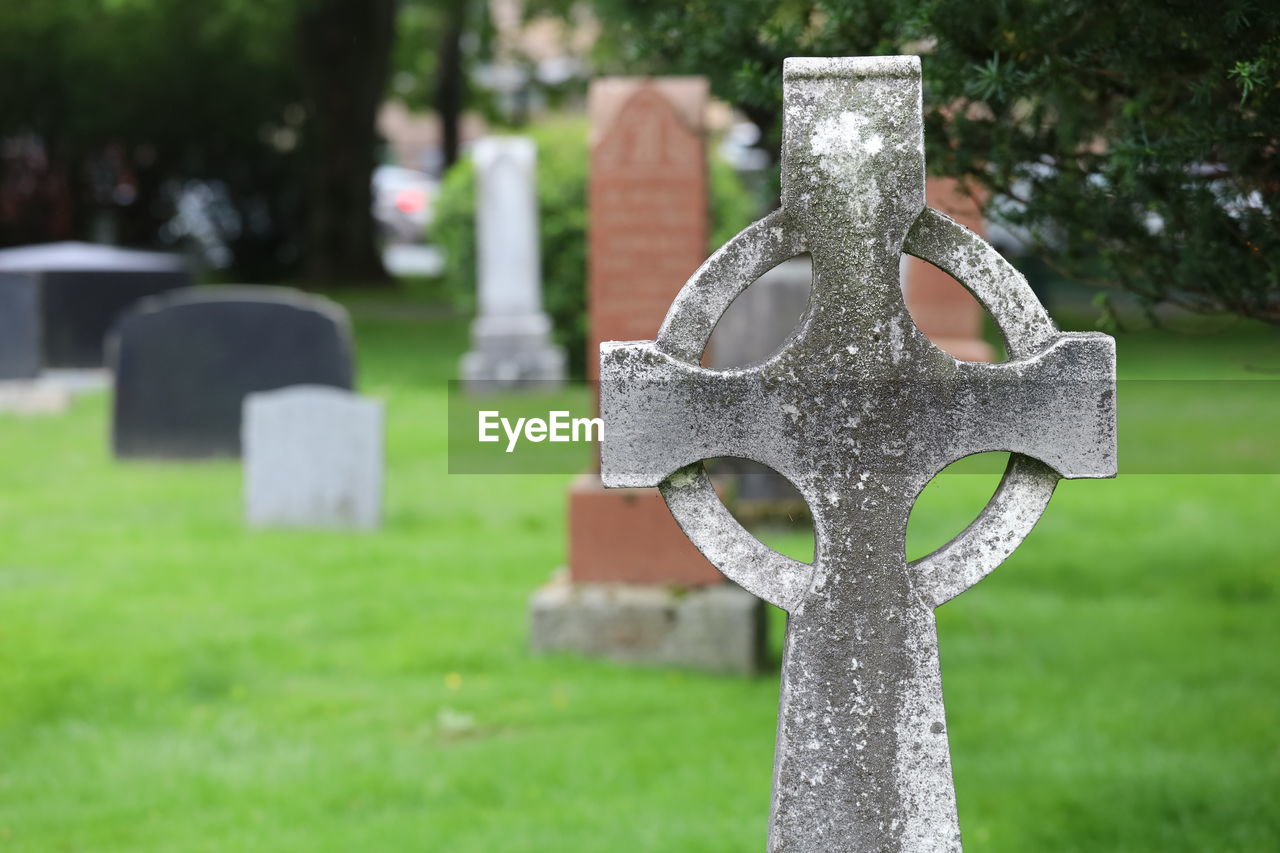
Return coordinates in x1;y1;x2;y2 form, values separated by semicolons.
296;0;397;285
0;0;304;275
544;0;1279;323
0;0;406;285
392;0;485;172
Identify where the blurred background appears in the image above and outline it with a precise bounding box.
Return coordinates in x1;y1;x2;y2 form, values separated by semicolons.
0;1;1276;851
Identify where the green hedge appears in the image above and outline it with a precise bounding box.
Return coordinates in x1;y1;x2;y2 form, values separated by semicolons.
432;117;759;378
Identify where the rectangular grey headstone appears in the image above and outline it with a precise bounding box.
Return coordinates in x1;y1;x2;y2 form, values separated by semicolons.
0;273;41;380
708;256;813;501
243;386;384;530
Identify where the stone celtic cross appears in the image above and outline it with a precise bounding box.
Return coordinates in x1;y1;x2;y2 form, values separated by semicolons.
600;57;1116;852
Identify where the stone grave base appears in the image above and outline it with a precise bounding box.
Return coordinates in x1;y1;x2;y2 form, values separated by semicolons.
529;570;766;675
459;313;565;392
0;380;73;415
459;343;565;392
41;368;112;393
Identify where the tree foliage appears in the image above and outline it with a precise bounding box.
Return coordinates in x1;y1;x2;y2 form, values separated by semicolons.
548;0;1280;323
0;0;401;285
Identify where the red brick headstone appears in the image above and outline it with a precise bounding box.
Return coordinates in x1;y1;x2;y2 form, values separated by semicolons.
904;177;996;362
568;77;721;587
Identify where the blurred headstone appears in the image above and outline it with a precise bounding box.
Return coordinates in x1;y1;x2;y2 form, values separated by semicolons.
530;76;765;675
708;257;811;370
0;273;40;380
903;178;996;362
109;287;354;459
459;136;565;390
0;242;191;370
243;386;383;530
708;257;812;505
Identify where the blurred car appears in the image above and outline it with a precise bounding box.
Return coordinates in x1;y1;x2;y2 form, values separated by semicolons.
372;165;437;244
718;121;771;172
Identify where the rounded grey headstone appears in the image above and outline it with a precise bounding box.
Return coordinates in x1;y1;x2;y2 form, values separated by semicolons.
109;286;355;459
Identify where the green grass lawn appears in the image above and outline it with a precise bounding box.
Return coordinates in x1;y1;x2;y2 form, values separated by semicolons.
1;300;1277;852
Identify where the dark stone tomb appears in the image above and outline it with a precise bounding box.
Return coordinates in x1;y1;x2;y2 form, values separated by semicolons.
0;241;192;370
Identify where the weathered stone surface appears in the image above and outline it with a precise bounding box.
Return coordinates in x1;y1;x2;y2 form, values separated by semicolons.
0;241;191;369
459;136;565;389
708;257;813;502
110;286;354;459
529;571;764;675
600;56;1117;853
243;386;383;530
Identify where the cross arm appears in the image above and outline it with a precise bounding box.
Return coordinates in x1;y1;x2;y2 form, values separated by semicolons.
906;332;1115;609
598;340;794;489
599;340;816;610
919;332;1117;484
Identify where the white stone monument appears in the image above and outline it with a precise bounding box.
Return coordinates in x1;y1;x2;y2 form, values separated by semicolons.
242;386;384;530
459;136;565;391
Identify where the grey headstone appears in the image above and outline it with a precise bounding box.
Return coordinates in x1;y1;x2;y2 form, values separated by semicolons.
709;256;813;501
459;137;565;390
709;256;812;370
109;286;354;459
0;241;191;369
243;386;383;530
600;56;1117;852
0;273;40;380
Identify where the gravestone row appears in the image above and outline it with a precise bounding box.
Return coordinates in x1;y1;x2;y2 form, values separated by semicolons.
106;286;383;529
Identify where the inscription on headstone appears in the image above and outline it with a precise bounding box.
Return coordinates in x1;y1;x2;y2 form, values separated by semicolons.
459;136;565;389
243;386;383;530
110;287;354;459
601;57;1117;852
586;78;710;385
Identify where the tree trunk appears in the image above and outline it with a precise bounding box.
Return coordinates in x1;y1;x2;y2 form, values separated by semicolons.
435;1;467;173
296;0;396;286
